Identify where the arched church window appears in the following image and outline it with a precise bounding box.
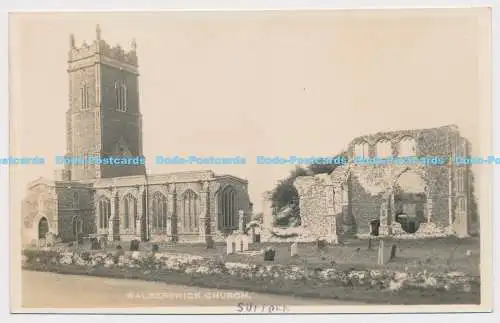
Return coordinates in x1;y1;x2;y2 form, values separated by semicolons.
72;192;79;209
98;198;111;229
182;190;199;232
218;186;238;229
354;141;369;159
115;81;127;112
152;192;168;233
398;136;417;157
458;197;466;212
123;194;137;230
376;139;392;158
457;168;466;193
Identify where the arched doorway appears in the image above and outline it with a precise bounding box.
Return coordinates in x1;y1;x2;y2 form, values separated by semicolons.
392;170;427;233
38;217;49;240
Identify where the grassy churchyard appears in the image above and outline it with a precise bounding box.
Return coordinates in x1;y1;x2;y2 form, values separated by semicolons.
23;236;481;304
61;236;480;276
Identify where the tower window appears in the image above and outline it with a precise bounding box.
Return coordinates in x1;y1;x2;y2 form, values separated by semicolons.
115;81;127;112
80;84;90;110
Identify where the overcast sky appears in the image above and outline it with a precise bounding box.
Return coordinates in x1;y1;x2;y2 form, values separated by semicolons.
9;9;490;213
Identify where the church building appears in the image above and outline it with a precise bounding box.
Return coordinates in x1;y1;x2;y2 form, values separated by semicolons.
22;26;251;245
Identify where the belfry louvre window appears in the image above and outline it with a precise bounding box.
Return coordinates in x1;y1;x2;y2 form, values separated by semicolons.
115;81;127;112
80;84;90;110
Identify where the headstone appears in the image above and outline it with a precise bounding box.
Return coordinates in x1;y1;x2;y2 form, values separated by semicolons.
262;197;273;230
238;237;244;252
238;210;245;234
242;235;249;251
226;236;235;255
205;237;215;249
291;242;298;257
249;227;256;242
264;247;275;261
130;239;140;251
377;239;385;265
99;236;107;249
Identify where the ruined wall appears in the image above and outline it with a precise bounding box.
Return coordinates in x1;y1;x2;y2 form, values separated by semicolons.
293;174;337;243
294;125;476;240
22;181;58;246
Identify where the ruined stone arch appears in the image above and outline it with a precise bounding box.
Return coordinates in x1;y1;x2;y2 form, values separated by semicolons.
397;136;417;157
391;166;429;195
353;140;370;158
388;167;429;233
33;213;50;240
375;137;392;158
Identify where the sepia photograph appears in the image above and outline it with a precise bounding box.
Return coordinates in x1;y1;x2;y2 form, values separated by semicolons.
8;8;492;314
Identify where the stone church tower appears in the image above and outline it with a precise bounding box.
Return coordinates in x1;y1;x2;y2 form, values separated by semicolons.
65;25;146;181
22;25;252;246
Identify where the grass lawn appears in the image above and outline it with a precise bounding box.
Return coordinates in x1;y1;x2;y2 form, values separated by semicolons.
24;236;481;305
62;236;481;276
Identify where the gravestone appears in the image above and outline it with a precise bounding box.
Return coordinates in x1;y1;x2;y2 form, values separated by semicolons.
249;227;256;242
238;210;245;234
98;236;107;249
226;236;235;255
377;239;385;265
130;239;140;251
241;235;249;251
264;247;276;261
237;237;244;252
291;242;298;257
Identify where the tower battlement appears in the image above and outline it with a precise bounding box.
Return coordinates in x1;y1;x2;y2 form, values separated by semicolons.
68;25;138;70
66;24;145;181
